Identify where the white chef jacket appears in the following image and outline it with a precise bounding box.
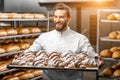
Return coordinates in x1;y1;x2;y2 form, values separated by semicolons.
26;27;96;80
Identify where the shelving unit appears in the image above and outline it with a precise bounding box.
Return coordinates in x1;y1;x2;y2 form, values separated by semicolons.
0;13;50;79
97;9;120;80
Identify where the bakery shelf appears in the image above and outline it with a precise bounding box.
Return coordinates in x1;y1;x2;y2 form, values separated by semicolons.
0;69;19;75
101;20;120;23
7;64;98;71
0;50;24;58
100;36;120;42
0;33;42;39
0;18;48;21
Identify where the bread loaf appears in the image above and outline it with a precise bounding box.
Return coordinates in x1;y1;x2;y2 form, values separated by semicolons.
29;27;41;33
0;13;8;19
18;28;30;34
0;30;7;36
0;47;6;54
19;43;30;50
112;51;120;59
6;28;18;35
99;50;113;57
100;67;114;76
107;13;120;20
113;69;120;77
5;45;20;52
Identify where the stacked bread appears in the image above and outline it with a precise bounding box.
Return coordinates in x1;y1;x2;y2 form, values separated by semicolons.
1;70;42;80
0;59;12;72
12;51;97;69
107;13;120;20
100;61;120;77
99;46;120;59
0;27;41;37
0;42;31;54
109;31;120;39
0;13;46;19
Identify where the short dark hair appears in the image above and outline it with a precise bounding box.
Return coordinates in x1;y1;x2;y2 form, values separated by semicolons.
53;3;71;17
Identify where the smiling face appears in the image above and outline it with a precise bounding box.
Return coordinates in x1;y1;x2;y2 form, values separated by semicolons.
53;9;71;32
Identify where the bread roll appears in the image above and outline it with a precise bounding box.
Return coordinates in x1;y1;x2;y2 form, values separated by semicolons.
107;13;120;20
99;49;113;57
32;70;43;76
29;27;41;33
112;64;120;70
116;34;120;39
19;43;30;50
12;14;22;19
0;30;7;36
0;47;6;54
19;73;34;79
13;71;25;76
0;13;8;19
113;69;120;77
110;47;120;52
100;67;114;76
109;31;118;39
6;28;18;35
22;13;34;19
34;14;45;19
5;45;20;52
18;28;30;34
6;76;20;80
8;13;18;19
112;51;120;59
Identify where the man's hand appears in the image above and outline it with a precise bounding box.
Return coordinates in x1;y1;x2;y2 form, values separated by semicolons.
98;55;104;68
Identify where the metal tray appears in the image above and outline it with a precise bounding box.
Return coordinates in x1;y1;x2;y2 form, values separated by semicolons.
98;75;120;79
7;64;98;71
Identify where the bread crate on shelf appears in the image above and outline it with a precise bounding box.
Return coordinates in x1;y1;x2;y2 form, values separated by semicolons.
97;9;120;80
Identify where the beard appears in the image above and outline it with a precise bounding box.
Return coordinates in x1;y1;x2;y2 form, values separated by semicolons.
54;21;68;31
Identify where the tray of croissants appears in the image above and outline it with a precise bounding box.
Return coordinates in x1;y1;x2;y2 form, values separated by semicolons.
7;50;98;71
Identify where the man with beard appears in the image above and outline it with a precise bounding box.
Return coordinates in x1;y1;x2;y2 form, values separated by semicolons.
25;3;97;80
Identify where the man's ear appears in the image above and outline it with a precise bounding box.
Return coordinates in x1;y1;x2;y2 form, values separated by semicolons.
68;16;72;22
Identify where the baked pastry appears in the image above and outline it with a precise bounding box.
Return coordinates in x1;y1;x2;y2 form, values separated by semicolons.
32;70;43;76
0;47;6;54
5;76;20;80
112;51;120;59
116;33;120;39
29;27;41;33
19;73;34;80
19;43;30;50
110;47;120;52
5;44;20;52
107;13;120;20
34;14;45;19
99;49;113;57
100;67;114;76
109;31;118;39
0;13;8;19
0;30;7;36
113;69;120;77
12;13;22;19
22;13;34;19
6;28;18;35
112;64;120;70
13;71;25;76
18;28;30;34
